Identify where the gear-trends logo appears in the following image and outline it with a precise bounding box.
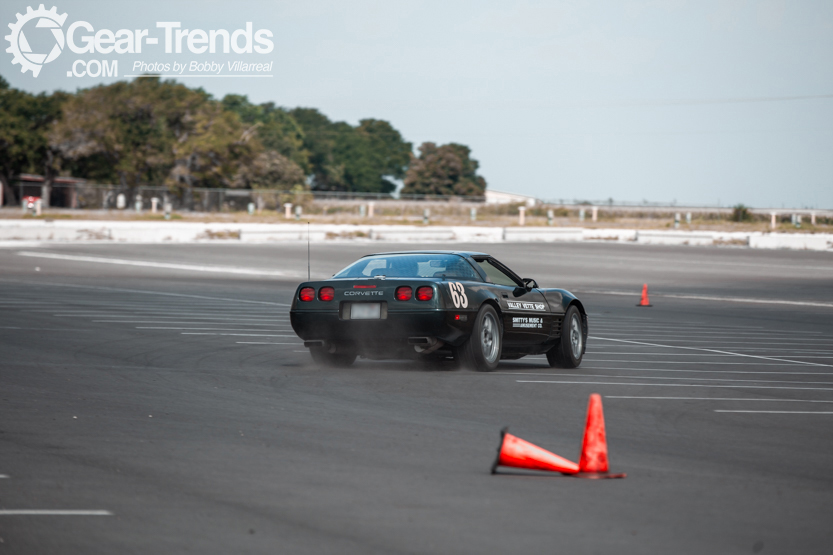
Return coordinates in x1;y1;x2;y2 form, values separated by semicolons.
5;5;274;80
5;4;67;78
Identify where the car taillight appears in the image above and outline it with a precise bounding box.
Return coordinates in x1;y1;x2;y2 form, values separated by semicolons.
395;286;413;301
299;287;315;302
416;286;433;301
318;287;335;301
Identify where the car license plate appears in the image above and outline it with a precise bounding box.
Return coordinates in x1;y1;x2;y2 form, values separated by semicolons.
350;303;381;320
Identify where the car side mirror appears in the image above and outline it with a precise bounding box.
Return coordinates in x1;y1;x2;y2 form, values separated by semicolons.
522;278;538;291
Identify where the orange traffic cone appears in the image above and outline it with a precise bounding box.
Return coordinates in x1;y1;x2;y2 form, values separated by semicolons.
576;394;626;479
636;283;652;307
491;428;579;475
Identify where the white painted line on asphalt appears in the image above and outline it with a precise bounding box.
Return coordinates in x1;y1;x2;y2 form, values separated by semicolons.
0;327;99;332
30;304;280;311
510;372;833;386
715;350;833;354
589;334;830;342
590;346;833;354
0;474;8;478
85;315;288;320
182;333;297;337
48;311;283;316
96;321;285;325
607;396;833;403
715;410;833;414
588;360;816;366
137;327;292;331
17;251;303;279
590;328;823;336
592;322;767;331
94;319;288;323
590;339;833;345
591;324;815;333
236;342;303;345
0;510;113;516
582;289;833;308
66;317;289;322
5;362;178;370
517;381;833;391
591;336;833;367
0;278;291;306
582;366;833;376
585;352;833;357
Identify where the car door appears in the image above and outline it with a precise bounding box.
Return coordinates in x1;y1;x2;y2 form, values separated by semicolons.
472;257;550;345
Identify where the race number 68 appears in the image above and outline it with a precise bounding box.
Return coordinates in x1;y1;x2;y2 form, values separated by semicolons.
449;282;468;308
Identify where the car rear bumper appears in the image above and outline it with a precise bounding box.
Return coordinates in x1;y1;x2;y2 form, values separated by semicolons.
290;309;473;350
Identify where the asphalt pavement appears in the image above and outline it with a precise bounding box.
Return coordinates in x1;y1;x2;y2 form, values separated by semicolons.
1;241;831;554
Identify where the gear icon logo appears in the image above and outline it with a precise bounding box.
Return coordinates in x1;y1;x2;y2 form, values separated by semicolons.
5;4;68;78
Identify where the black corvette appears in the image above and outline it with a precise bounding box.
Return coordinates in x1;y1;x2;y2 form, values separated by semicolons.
290;251;587;371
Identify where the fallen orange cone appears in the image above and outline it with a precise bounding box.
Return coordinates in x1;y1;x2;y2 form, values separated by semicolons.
491;428;579;475
637;283;652;307
576;394;626;479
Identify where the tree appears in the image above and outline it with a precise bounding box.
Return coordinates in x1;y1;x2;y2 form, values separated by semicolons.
0;76;67;206
233;150;306;190
351;119;412;192
50;78;264;208
401;142;487;196
221;95;309;172
167;101;260;203
289;108;411;193
50;78;211;189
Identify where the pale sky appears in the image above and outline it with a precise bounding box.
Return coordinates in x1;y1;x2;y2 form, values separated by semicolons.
3;0;832;208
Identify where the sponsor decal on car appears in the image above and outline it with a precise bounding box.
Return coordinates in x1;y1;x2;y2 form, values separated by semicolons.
344;290;384;296
506;301;546;311
512;316;543;329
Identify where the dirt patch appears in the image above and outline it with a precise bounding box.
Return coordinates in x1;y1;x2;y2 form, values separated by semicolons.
713;238;749;247
76;228;112;240
196;229;241;240
325;231;368;240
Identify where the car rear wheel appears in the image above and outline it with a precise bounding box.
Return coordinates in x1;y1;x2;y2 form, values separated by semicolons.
546;305;584;368
456;304;502;372
309;346;357;367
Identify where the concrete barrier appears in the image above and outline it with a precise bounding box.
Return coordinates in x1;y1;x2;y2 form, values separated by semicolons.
749;233;833;251
369;226;457;242
635;230;715;246
0;220;830;251
503;227;583;242
583;228;638;242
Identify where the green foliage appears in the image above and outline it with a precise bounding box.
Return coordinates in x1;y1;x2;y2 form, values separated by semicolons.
401;142;487;196
233;150;306;189
167;101;259;190
50;78;215;187
221;94;309;172
732;204;752;222
1;74;486;202
0;76;68;203
289;108;411;193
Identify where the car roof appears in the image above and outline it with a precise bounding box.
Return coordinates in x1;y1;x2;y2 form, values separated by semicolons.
363;250;489;258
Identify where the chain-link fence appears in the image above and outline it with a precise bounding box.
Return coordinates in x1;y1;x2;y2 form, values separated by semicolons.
7;181;488;211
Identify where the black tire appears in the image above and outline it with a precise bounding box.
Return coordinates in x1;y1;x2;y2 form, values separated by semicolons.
546;305;585;368
456;304;503;372
309;346;357;367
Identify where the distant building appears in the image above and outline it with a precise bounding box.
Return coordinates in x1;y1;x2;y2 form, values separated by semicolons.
10;174;87;208
484;189;540;207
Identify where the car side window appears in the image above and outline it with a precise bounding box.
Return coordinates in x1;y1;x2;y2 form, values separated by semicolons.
475;259;519;287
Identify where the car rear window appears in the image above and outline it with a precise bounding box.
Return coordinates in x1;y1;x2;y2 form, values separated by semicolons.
334;254;481;280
